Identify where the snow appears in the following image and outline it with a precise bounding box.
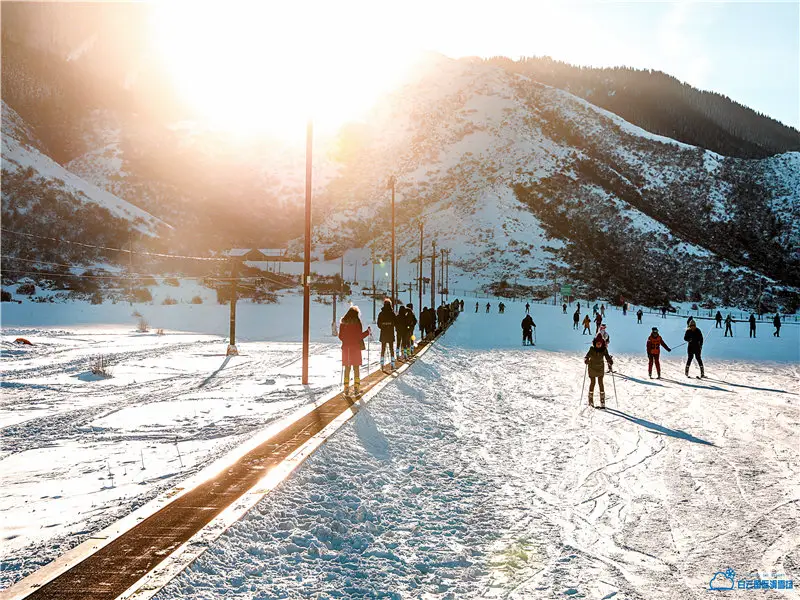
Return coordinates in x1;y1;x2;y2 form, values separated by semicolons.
149;300;798;599
3;292;797;596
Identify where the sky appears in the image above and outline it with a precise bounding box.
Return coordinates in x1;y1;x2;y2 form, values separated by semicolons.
407;0;800;129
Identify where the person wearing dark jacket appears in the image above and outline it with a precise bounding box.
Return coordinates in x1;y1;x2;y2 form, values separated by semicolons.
594;312;603;334
377;300;396;370
486;302;491;313
521;314;536;345
749;314;757;338
403;304;417;358
636;309;643;324
338;306;371;395
773;313;782;337
646;327;671;379
715;311;723;328
684;321;704;378
525;302;530;314
724;314;734;337
562;302;567;314
585;337;613;408
395;305;408;358
573;309;580;330
460;299;464;312
475;302;479;313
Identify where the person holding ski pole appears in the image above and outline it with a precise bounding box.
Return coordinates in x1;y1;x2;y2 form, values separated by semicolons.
377;299;396;371
585;336;613;408
646;327;671;379
684;320;705;378
724;313;734;337
521;314;535;346
715;311;723;328
338;306;371;396
749;314;757;338
773;313;782;337
582;314;592;335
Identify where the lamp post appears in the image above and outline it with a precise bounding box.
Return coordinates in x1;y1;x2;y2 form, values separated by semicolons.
388;175;396;305
302;119;312;385
418;220;423;311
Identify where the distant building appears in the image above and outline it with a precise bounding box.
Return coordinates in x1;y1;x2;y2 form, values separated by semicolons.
225;248;268;261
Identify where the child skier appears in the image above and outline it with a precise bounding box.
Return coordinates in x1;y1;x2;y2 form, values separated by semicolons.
646;327;671;379
585;336;613;408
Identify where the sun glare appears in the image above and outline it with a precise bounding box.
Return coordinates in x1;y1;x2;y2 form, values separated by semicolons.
151;1;417;139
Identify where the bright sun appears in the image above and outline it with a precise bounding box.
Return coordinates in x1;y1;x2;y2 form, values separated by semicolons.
151;1;416;139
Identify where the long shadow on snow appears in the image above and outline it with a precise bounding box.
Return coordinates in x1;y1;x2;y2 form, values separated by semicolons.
700;377;797;395
614;372;666;387
660;377;731;392
198;356;232;388
604;408;716;446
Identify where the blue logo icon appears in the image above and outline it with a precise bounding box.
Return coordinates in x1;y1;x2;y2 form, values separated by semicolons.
709;568;736;591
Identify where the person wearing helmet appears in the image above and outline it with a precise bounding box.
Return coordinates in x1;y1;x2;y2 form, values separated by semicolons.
684;320;705;378
585;336;613;408
646;327;672;379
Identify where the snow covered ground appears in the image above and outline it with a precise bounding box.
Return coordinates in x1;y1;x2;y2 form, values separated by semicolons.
2;297;798;598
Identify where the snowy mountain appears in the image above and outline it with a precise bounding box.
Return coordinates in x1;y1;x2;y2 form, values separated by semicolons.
308;56;800;309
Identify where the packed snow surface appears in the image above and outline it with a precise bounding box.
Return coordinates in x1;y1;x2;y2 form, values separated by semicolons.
2;297;798;597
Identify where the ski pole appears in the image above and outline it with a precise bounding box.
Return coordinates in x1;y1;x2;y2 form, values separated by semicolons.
672;342;686;350
611;368;618;407
534;327;537;345
580;364;587;407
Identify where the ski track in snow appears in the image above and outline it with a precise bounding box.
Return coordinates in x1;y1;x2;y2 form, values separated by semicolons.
153;309;799;600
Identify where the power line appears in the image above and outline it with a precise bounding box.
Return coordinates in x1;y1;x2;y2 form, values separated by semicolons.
1;228;228;262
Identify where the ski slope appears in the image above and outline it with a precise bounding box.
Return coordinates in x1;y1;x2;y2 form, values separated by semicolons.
1;298;798;597
151;302;798;599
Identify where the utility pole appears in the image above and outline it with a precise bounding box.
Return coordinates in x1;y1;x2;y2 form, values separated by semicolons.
418;220;424;310
128;231;133;306
340;253;344;282
227;259;239;356
332;292;337;335
445;249;450;302
371;247;376;322
388;175;396;304
302;119;312;385
431;241;436;309
354;259;357;285
440;248;445;305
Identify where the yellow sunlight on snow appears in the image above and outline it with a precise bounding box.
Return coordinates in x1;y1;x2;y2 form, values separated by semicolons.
151;1;416;138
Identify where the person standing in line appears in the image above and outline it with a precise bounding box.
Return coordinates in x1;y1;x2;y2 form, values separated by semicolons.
585;336;613;408
636;309;643;324
404;303;417;357
395;304;407;359
715;311;723;328
724;313;734;337
773;313;782;337
749;314;757;338
684;320;705;378
582;314;592;335
646;327;671;379
338;306;371;395
573;308;580;330
377;299;396;371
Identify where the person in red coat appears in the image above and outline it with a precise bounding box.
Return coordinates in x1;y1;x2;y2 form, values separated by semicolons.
338;306;371;395
646;327;671;379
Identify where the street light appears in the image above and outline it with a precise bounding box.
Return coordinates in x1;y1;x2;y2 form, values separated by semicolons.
302;118;312;385
387;175;396;306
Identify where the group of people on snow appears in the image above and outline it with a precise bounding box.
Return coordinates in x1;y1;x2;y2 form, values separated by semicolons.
712;310;783;338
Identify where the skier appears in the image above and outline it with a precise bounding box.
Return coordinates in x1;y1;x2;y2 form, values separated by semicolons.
521;314;536;346
585;336;613;409
573;308;580;330
498;302;505;314
773;313;782;337
582;314;592;335
715;311;723;328
486;302;491;313
684;320;705;378
749;314;756;338
594;312;603;334
646;327;671;379
686;315;696;327
622;302;628;316
661;306;668;318
338;306;371;395
377;299;396;371
562;302;567;314
724;314;734;337
525;302;530;315
475;301;479;313
460;299;464;312
600;304;605;318
636;309;643;324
